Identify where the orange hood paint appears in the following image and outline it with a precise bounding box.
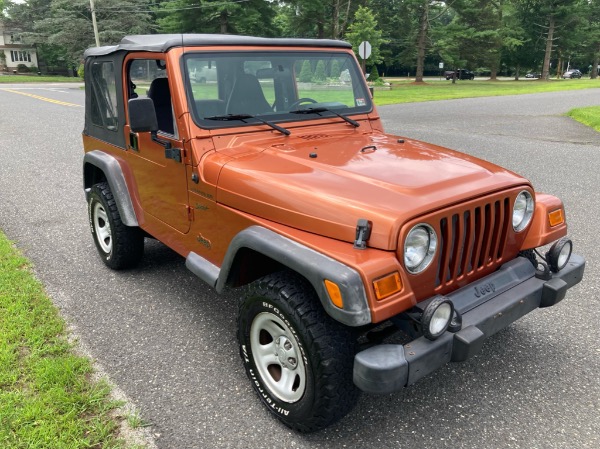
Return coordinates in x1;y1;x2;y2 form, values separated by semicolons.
213;130;529;250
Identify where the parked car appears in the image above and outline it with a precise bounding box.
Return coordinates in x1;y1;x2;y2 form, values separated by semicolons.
525;72;541;79
193;66;217;83
82;34;585;432
445;69;475;80
562;69;582;79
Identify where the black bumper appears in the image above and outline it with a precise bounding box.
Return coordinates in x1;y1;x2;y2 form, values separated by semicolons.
353;254;586;394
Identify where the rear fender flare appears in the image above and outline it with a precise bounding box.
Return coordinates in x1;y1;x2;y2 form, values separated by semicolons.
83;150;138;227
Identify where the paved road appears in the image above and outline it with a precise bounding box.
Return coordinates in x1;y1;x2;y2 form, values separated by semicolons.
1;84;599;449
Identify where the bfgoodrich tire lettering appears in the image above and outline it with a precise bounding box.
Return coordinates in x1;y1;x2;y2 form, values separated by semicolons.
88;182;144;269
238;271;359;432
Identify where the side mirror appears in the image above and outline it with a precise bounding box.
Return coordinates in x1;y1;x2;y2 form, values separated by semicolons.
128;98;158;133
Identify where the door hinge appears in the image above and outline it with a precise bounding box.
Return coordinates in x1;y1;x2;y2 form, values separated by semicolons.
165;147;182;163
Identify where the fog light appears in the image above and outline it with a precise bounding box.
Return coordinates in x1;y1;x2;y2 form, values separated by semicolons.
546;238;572;272
422;297;454;340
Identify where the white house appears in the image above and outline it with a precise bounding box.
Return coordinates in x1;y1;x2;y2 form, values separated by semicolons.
0;21;39;72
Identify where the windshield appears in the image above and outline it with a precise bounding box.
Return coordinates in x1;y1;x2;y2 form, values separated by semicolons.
183;50;372;128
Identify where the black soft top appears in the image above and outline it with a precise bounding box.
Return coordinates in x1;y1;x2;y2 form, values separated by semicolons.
83;34;352;58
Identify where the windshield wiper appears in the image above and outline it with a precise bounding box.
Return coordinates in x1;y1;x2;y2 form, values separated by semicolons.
204;114;290;136
289;107;360;128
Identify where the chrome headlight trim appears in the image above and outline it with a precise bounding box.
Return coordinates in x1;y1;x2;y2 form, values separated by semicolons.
513;190;534;232
404;223;437;274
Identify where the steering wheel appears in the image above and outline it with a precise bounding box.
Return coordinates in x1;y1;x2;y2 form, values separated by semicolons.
289;97;317;110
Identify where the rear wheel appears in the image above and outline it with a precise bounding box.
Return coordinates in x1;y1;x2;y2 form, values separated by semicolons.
238;271;359;432
88;182;144;269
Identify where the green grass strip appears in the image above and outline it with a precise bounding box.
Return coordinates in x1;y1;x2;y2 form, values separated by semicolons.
567;106;600;132
373;79;600;105
0;231;126;448
0;75;81;83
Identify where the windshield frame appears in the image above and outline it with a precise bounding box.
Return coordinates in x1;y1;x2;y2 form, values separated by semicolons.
181;49;373;130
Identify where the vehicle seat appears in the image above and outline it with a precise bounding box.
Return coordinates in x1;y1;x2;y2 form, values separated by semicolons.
226;73;272;115
147;77;174;134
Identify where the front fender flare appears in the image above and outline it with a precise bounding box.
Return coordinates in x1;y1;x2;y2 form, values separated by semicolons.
186;226;372;327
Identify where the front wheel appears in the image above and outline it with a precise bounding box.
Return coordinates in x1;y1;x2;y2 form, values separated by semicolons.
238;272;359;432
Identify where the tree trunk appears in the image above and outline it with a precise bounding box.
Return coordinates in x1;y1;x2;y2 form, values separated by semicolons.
592;50;599;79
340;0;352;37
541;15;554;80
415;1;429;83
220;11;228;34
490;65;498;80
317;21;325;39
514;64;520;80
332;1;340;39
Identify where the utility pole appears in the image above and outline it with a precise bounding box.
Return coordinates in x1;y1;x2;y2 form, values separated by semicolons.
90;0;100;47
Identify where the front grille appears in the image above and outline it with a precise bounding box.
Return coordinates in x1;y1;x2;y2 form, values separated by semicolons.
435;197;511;289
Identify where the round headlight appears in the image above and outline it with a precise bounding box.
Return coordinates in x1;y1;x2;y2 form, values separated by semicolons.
422;297;454;340
546;238;572;272
404;224;437;274
513;190;534;232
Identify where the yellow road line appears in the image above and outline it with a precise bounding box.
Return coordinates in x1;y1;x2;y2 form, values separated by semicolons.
0;88;82;107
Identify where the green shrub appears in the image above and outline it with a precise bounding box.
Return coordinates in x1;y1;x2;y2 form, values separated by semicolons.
330;59;341;78
314;60;326;82
17;64;29;73
77;63;85;79
368;65;380;81
299;60;313;83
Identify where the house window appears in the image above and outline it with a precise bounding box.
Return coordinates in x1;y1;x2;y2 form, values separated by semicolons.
10;51;31;63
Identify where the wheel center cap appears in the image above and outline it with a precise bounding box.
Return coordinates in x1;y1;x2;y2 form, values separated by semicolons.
275;336;298;370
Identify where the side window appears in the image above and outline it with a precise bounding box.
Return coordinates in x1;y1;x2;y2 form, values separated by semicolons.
128;59;176;136
90;61;118;131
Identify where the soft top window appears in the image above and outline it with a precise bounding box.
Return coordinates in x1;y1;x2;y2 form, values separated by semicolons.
90;61;118;131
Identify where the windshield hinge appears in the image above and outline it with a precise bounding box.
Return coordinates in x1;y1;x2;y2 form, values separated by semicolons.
354;219;372;250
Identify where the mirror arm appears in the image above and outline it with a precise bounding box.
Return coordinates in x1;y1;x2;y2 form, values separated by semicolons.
151;131;172;150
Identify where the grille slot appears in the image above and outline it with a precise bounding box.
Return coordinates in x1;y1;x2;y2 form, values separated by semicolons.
436;197;510;288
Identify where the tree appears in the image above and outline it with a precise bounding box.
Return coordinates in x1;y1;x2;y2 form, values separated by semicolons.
5;0;154;65
345;6;387;75
514;0;585;80
577;0;600;78
276;0;355;39
156;0;277;36
399;1;454;83
299;60;313;82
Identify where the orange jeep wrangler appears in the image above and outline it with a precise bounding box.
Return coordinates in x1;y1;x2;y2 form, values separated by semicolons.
82;34;585;432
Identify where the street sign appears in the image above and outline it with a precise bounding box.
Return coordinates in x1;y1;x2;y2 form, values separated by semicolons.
359;41;372;60
439;62;444;69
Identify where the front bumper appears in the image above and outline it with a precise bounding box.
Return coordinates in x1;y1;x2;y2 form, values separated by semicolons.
353;254;585;394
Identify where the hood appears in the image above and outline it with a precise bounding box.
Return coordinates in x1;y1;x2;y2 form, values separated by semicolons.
215;131;529;250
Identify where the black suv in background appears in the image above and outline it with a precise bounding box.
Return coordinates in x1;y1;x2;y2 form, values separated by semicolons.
445;69;475;80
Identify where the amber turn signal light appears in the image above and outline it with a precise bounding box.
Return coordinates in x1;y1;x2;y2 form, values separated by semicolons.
548;209;564;227
324;280;344;309
373;272;402;301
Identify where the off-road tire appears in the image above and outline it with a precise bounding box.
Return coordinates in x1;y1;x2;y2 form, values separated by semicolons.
88;182;144;269
238;271;359;432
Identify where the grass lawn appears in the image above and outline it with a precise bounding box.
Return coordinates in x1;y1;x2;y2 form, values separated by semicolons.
373;78;600;105
0;231;136;448
567;106;600;132
0;74;81;83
